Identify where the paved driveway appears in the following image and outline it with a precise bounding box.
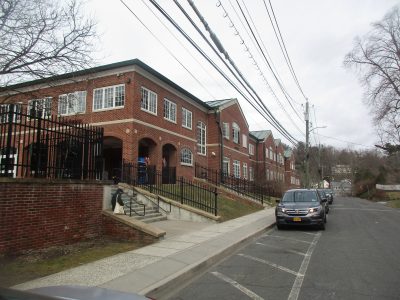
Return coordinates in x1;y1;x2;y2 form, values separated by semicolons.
171;197;400;300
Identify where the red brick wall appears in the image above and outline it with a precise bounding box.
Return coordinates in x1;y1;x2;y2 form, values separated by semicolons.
101;215;157;244
0;179;104;255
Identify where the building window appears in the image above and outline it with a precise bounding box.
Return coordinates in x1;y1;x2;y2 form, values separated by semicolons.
223;157;230;176
222;122;229;139
249;144;254;155
141;86;157;115
243;163;248;179
233;160;240;178
242;134;247;148
269;147;273;160
58;91;86;115
180;148;193;166
249;166;254;181
0;103;22;123
93;84;125;111
232;122;240;144
182;108;192;129
164;98;177;123
197;121;206;155
28;98;52;119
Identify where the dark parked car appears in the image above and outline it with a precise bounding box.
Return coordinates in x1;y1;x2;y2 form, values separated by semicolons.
323;188;334;204
275;189;327;230
317;189;330;214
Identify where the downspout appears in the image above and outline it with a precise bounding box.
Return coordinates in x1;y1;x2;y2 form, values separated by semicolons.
215;109;223;184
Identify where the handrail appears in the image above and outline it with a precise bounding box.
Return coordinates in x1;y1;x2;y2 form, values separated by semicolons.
157;195;171;213
128;195;145;217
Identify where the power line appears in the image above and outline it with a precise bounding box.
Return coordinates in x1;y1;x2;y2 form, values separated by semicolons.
183;0;298;143
119;0;217;100
139;0;231;97
145;0;298;144
216;0;304;136
234;0;304;122
263;0;308;100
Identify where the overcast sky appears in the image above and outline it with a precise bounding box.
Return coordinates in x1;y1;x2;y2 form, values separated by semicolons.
86;0;399;150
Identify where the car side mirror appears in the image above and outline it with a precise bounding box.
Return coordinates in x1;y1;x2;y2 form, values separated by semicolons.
321;198;327;203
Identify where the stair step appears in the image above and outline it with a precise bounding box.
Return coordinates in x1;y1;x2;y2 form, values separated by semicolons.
141;215;168;223
132;212;164;220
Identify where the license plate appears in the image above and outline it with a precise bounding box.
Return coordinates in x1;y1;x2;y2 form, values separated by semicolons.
293;217;302;222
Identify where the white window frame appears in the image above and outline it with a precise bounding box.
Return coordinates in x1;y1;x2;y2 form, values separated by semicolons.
58;91;86;116
222;122;229;139
233;160;240;178
249;144;254;155
93;84;125;111
249;166;254;181
182;107;192;129
140;86;157;115
232;122;240;144
269;147;273;160
0;103;22;123
0;147;18;177
223;157;230;176
242;134;247;148
28;97;52;119
180;148;193;166
243;163;248;180
164;98;177;123
197;121;206;155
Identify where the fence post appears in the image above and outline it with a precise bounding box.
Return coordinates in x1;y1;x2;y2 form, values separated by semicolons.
180;177;184;204
214;187;218;216
3;105;14;176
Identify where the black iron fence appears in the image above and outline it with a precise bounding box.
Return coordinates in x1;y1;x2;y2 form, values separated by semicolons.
121;161;218;215
195;163;281;203
0;104;103;179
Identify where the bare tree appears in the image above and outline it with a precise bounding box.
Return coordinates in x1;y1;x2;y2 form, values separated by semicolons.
0;0;97;90
344;6;400;151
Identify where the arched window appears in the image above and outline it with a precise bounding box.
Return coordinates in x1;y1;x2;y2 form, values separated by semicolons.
180;148;193;166
197;121;206;155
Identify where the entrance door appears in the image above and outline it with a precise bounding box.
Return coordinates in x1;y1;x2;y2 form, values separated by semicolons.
162;144;176;184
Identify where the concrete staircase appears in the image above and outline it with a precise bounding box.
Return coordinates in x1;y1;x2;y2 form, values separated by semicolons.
112;188;167;223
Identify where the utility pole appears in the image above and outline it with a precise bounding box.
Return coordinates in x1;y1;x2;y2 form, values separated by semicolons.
305;100;310;188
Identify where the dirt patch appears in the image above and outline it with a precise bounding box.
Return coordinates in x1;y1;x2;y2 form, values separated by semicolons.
0;238;152;288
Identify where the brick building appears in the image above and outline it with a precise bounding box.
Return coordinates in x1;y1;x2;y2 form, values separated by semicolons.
0;59;300;187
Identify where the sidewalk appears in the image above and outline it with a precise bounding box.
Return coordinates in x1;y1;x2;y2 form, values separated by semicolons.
14;208;276;299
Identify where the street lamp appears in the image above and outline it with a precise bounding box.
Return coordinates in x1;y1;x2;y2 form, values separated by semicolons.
305;125;327;188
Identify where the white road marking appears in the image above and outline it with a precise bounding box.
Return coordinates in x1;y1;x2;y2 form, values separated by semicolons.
211;271;264;300
238;253;300;276
287;232;322;300
299;232;318;236
333;208;394;212
263;235;314;245
256;242;307;257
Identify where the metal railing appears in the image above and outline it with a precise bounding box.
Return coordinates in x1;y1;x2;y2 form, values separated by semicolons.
195;163;282;203
0;104;103;179
120;161;218;216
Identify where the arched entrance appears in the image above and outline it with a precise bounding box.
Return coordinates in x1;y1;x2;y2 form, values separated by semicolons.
138;138;157;184
103;136;123;180
162;143;177;184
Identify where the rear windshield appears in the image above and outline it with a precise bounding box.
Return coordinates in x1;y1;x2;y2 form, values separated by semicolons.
282;191;319;203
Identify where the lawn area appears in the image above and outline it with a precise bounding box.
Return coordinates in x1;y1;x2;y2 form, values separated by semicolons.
217;196;264;222
384;192;400;208
1;188;267;288
0;239;150;288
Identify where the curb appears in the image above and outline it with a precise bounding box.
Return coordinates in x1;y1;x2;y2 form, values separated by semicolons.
143;220;276;300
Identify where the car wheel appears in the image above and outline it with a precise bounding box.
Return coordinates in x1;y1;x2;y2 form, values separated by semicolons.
324;213;327;223
320;222;325;230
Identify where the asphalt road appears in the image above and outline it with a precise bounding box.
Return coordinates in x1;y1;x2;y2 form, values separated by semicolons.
169;196;400;300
